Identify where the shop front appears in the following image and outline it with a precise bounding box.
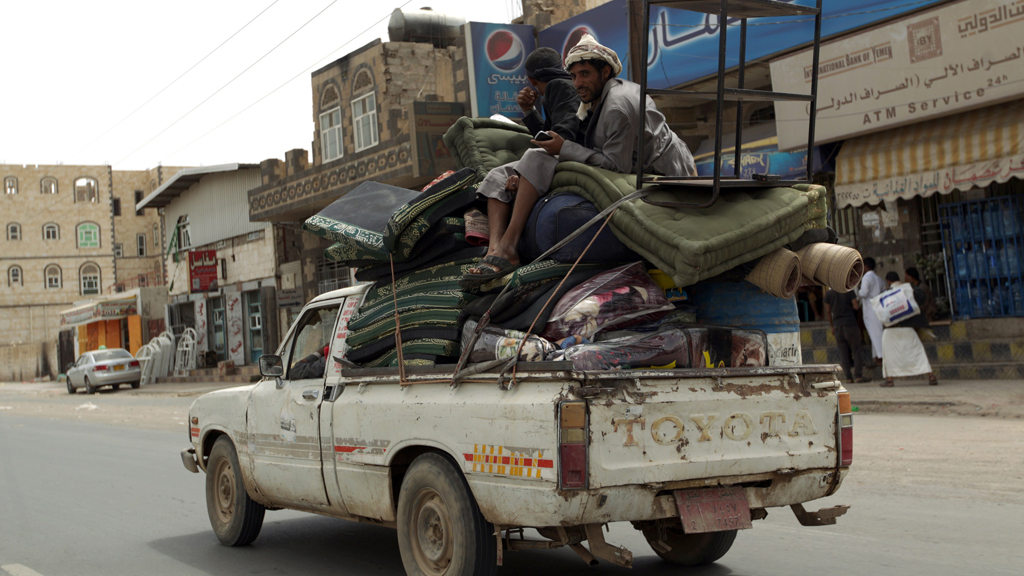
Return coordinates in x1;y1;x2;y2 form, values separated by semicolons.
59;294;144;362
770;0;1024;321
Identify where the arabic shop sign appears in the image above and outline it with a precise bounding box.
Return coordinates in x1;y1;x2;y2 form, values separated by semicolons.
60;299;138;327
642;0;947;88
695;148;817;179
464;22;537;118
188;249;218;293
771;0;1024;150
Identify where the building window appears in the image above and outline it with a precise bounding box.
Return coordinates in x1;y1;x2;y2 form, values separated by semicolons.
176;215;191;250
6;223;20;241
4;177;17;195
45;265;62;289
114;243;123;258
41;177;57;194
112;198;121;216
316;254;351;294
75;177;98;203
135;190;144;216
153;223;159;247
80;263;100;295
352;93;378;152
137;233;147;257
77;223;100;248
43;223;59;240
8;265;22;286
320;107;343;162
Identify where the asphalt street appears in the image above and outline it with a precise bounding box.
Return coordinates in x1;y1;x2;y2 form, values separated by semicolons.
1;391;1022;576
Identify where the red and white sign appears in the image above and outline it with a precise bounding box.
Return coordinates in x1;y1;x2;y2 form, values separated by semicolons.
188;250;218;293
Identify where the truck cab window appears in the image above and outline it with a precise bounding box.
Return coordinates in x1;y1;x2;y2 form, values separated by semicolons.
287;307;339;378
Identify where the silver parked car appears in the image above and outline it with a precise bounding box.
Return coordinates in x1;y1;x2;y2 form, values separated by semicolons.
66;348;142;394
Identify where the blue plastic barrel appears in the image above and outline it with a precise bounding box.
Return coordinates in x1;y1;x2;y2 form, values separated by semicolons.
689;281;802;366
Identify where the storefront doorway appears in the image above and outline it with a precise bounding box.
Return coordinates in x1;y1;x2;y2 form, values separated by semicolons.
208;296;226;361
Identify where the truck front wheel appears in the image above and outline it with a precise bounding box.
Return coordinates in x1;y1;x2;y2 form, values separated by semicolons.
396;453;496;576
642;524;737;566
206;436;265;546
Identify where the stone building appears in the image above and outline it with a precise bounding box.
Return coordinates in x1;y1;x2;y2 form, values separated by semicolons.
1;163;182;381
248;33;468;304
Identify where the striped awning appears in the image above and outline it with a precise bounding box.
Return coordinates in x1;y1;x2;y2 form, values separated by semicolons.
835;100;1024;208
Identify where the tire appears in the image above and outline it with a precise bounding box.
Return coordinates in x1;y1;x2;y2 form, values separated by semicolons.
66;378;76;394
206;436;265;546
131;381;140;389
112;384;120;391
85;377;96;395
642;525;737;566
397;453;496;576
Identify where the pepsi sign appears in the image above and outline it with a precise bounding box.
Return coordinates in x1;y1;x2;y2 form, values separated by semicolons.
539;0;630;80
464;22;537;118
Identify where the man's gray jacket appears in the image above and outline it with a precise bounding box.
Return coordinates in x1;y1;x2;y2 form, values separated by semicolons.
559;78;696;178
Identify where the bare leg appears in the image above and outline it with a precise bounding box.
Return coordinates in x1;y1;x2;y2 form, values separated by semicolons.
467;175;540;274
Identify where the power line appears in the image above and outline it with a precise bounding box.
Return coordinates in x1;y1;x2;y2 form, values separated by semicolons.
161;1;413;164
115;0;340;167
66;0;280;163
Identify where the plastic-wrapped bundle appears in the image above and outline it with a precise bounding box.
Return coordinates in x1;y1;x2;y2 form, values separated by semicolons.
542;262;674;342
461;319;556;364
562;329;691;371
595;309;697;342
684;326;768;368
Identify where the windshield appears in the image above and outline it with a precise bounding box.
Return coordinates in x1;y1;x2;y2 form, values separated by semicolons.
92;349;133;362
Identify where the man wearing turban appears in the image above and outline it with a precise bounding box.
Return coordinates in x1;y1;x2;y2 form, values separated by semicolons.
461;36;694;288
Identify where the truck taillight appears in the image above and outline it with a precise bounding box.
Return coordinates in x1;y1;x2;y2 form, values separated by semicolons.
559;401;588;490
838;389;853;467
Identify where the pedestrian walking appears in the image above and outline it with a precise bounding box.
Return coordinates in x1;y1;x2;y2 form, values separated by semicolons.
878;272;938;387
858;257;886;367
824;287;867;383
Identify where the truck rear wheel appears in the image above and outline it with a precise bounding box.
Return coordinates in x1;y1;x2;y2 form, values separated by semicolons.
396;453;496;576
206;436;265;546
642;525;737;566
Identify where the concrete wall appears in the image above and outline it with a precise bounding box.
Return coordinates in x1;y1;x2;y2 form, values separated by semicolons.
167;231;277;298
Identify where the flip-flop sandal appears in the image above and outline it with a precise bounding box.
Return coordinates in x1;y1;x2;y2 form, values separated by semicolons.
459;255;517;290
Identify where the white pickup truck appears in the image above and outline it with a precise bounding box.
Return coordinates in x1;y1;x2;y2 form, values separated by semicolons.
182;285;852;575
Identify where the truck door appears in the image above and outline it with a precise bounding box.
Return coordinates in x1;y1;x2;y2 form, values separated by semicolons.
246;304;338;509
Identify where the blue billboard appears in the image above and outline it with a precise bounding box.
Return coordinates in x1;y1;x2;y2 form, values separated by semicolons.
540;0;947;88
538;0;631;80
465;22;537;118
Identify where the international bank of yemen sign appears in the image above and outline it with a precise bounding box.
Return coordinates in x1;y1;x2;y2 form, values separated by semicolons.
771;0;1024;151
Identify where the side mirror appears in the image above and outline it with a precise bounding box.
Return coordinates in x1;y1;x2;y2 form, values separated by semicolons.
259;354;284;377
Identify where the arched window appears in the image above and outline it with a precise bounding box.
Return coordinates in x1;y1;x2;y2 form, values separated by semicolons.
77;223;100;248
4;176;17;195
352;92;378;152
45;264;61;289
6;223;20;241
80;263;100;295
320;106;343;162
41;177;58;194
43;223;59;240
74;177;98;203
8;266;22;287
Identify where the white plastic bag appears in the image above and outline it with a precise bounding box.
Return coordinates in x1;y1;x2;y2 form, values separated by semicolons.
871;283;920;327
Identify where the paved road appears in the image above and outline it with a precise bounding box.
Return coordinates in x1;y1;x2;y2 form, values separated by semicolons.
2;399;1022;575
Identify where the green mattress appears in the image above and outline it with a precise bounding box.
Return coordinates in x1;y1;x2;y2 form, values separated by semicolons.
442;117;829;288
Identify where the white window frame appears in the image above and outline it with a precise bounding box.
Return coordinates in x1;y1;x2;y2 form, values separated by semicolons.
45;265;61;289
41;178;57;194
7;223;20;241
75;177;98;203
43;223;59;240
77;223;100;248
137;233;147;257
113;243;123;258
320;106;343;162
4;177;17;195
9;266;21;286
80;264;100;295
352;93;378;152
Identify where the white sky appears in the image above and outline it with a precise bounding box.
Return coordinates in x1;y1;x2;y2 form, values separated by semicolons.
0;0;514;170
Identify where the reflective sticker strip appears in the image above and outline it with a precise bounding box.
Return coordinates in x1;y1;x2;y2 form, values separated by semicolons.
463;444;553;478
335;445;366;453
190;427;200;438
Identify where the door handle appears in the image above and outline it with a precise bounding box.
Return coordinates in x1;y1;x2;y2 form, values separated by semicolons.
302;390;319;401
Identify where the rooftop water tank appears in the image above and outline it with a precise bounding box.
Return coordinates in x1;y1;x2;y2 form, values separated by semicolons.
387;7;465;48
